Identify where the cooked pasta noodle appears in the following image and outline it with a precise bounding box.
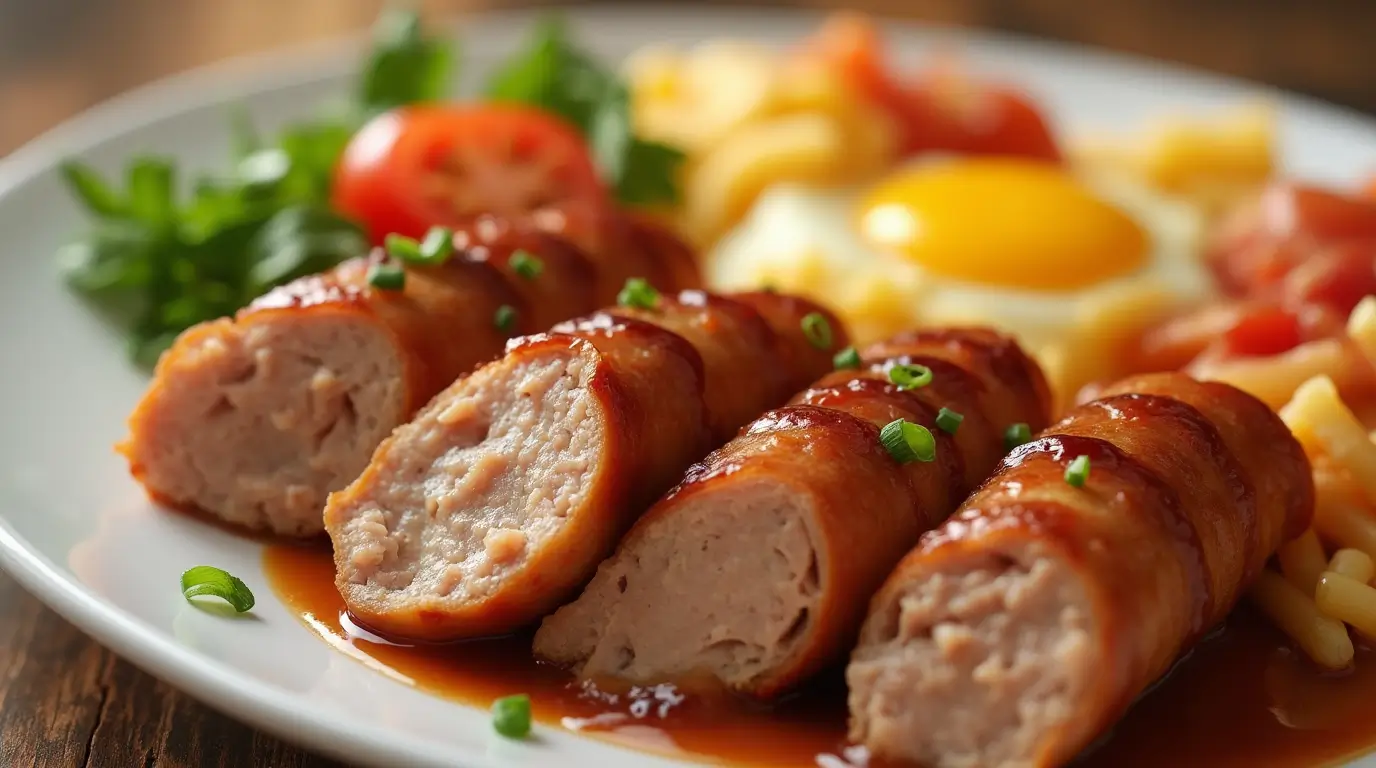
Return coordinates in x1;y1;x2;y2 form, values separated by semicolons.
1278;528;1328;595
1347;296;1376;363
1314;501;1376;564
1280;375;1376;506
1327;548;1375;584
1316;571;1376;638
1197;339;1352;409
1249;569;1355;670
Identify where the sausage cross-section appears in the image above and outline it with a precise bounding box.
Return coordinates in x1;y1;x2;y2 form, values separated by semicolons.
119;214;699;536
323;290;847;640
845;372;1313;768
532;328;1052;699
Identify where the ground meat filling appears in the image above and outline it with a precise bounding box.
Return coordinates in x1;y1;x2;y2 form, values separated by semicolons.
847;552;1095;768
128;314;404;535
536;480;824;690
333;348;604;609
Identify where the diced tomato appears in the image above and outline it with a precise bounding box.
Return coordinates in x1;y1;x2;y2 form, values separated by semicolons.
1260;183;1376;241
333;104;612;243
804;13;1061;161
1281;242;1376;318
1222;305;1303;358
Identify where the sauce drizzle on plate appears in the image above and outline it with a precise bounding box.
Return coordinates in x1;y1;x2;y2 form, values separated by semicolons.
264;543;1376;767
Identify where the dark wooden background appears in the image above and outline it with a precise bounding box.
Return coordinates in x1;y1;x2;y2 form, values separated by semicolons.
2;0;1374;765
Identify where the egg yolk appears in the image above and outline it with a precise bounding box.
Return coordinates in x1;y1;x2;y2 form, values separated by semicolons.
857;158;1147;291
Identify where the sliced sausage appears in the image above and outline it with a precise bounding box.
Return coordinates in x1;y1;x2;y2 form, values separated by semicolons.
845;372;1313;768
323;291;848;640
533;328;1051;699
120;215;700;536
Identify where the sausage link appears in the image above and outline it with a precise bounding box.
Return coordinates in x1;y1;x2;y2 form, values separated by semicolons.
533;327;1050;698
121;215;701;536
323;290;845;640
846;372;1312;768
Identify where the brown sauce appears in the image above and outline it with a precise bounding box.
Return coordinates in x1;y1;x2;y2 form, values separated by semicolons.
264;543;1376;767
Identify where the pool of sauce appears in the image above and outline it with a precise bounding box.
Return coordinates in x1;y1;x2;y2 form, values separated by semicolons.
265;543;1376;767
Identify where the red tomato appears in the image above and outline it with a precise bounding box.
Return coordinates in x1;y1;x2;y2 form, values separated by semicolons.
1221;305;1303;358
1282;242;1376;318
805;13;1060;161
333;105;612;243
1258;183;1376;241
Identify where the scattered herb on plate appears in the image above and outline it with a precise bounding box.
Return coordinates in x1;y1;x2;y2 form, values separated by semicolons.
180;565;256;613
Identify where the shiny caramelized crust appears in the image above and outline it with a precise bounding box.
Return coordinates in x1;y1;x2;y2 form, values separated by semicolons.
622;215;702;297
534;327;1050;698
846;372;1313;768
325;290;838;640
121;215;703;536
532;205;699;303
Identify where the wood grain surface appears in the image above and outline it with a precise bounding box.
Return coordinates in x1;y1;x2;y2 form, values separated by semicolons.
0;0;1371;765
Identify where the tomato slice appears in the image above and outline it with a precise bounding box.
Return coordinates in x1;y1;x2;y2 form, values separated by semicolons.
333;104;612;243
1222;305;1303;358
1259;183;1376;241
804;13;1060;161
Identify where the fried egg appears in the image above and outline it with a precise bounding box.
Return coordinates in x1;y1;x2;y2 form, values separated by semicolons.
706;157;1216;403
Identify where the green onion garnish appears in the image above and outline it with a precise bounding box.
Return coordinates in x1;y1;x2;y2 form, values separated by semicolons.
418;226;455;265
833;346;860;370
617;277;660;310
888;364;933;391
801;312;834;350
509;249;544;280
384;233;423;263
880;418;937;464
936;407;963;435
492;694;532;739
494;304;518;334
1004;423;1032;451
180;566;255;613
1065;455;1091;487
367;261;406;291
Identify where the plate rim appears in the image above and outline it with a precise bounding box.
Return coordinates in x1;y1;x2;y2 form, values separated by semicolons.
4;4;1376;767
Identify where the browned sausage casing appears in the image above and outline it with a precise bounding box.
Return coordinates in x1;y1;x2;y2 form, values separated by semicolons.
533;328;1052;699
846;372;1314;768
120;214;699;536
323;291;848;641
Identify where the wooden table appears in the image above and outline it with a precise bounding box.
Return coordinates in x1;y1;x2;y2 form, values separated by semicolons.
1;0;1373;765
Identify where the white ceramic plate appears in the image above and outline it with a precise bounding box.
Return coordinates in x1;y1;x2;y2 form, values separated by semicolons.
4;5;1376;767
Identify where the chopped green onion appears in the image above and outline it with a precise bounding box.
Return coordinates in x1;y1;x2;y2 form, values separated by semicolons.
367;261;406;290
801;312;833;350
494;304;519;334
888;364;933;391
384;233;423;262
936;407;964;435
180;566;255;613
509;249;544;280
880;418;936;464
1004;422;1032;451
418;226;455;265
833;346;860;370
617;277;660;310
1065;455;1091;487
492;694;532;739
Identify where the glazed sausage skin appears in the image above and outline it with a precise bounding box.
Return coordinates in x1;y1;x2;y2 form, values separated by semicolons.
533;328;1051;699
847;372;1313;768
121;214;700;537
324;290;847;641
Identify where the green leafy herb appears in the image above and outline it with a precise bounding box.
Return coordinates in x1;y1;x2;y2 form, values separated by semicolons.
833;346;860;370
485;16;684;205
58;9;451;368
181;566;255;613
880;419;937;464
492;694;532;739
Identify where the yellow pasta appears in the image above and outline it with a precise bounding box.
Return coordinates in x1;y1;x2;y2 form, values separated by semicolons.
1277;528;1328;595
1346;295;1376;363
1249;569;1354;670
1200;340;1349;409
1279;375;1376;505
1328;548;1375;584
1314;501;1376;564
1316;571;1376;637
